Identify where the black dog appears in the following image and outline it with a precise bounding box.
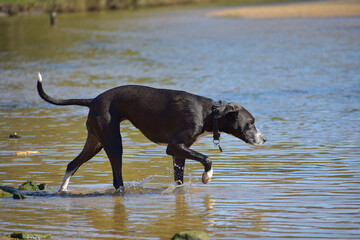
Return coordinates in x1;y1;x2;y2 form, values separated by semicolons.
37;73;266;192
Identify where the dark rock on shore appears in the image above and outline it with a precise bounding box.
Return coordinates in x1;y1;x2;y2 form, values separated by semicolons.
10;232;51;239
0;181;49;199
18;180;38;191
0;185;27;199
0;189;14;198
172;231;209;240
37;183;48;191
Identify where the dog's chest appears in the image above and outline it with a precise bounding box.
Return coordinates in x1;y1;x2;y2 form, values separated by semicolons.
196;131;211;142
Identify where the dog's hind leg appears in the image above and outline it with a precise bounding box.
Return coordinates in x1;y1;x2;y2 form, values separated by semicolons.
87;110;125;192
173;157;185;185
102;132;124;192
95;123;124;192
59;128;102;192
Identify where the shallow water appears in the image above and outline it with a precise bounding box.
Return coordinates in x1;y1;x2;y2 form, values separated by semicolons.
0;6;360;239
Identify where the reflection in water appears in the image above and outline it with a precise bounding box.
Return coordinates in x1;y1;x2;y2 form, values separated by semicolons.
84;197;128;237
0;5;360;240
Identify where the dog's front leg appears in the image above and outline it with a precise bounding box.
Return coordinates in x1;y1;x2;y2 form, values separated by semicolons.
167;144;213;184
173;157;185;185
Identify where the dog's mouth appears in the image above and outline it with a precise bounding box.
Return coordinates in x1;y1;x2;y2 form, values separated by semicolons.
249;138;266;146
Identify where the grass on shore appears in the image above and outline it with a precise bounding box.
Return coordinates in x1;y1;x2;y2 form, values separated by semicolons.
0;0;315;15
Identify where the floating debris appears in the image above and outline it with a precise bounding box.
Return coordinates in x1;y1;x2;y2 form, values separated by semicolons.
14;151;40;156
9;132;21;138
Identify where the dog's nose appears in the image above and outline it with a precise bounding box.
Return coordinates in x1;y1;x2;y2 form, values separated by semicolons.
263;136;267;143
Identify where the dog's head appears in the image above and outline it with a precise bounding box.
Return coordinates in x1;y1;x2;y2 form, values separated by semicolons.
213;102;266;145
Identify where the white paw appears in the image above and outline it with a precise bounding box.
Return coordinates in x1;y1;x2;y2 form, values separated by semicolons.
202;168;213;184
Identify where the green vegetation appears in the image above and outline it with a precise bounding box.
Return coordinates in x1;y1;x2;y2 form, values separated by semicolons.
0;0;313;15
0;181;48;199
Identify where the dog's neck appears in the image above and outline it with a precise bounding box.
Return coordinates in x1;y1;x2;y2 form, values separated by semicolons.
211;102;221;142
211;101;223;152
203;101;222;135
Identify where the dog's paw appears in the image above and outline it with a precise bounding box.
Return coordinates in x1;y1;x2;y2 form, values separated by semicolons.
202;168;213;184
116;186;125;193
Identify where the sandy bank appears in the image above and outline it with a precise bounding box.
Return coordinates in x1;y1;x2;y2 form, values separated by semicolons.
210;0;360;18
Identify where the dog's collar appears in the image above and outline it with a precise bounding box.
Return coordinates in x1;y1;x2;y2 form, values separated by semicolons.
211;101;223;152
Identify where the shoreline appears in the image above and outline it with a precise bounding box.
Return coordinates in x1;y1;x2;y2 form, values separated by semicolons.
210;0;360;19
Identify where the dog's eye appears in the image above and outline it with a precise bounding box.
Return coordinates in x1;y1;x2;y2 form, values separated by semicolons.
248;122;255;128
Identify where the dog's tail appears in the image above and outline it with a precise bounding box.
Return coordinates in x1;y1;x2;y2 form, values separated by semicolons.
37;72;92;107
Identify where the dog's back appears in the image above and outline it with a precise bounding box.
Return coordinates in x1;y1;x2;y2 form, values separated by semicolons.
90;85;213;144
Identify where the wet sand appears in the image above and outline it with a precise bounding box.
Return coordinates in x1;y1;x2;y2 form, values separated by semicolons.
210;0;360;18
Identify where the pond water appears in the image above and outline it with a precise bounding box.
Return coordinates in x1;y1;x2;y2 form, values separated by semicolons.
0;5;360;239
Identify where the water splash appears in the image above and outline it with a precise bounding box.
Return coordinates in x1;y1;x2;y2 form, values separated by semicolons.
13;176;202;198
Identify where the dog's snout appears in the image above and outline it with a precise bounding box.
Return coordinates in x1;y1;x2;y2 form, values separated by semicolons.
251;130;267;146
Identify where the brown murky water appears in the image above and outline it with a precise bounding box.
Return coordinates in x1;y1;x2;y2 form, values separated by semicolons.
0;6;360;239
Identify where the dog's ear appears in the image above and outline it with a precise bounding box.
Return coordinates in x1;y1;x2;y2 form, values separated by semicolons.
213;102;240;119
